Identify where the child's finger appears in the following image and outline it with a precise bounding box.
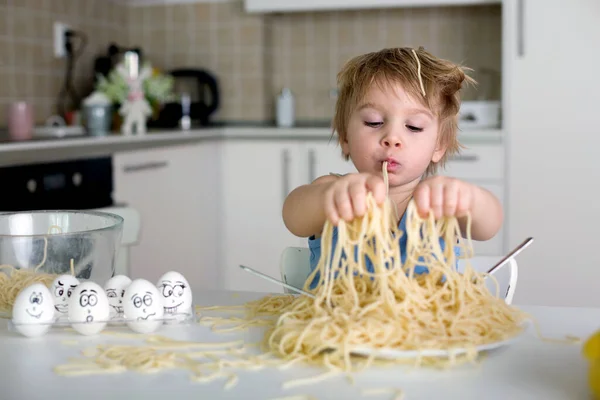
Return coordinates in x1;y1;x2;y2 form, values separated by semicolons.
443;182;459;216
366;176;386;204
349;182;366;217
414;184;430;217
455;187;471;217
334;188;355;222
324;188;340;225
430;183;444;219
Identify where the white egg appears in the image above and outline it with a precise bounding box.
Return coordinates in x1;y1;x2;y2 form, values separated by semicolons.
103;275;132;322
123;278;164;334
156;271;193;321
12;283;55;338
50;274;80;320
68;281;109;335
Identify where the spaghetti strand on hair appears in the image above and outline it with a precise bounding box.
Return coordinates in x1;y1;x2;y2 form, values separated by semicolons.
411;49;426;97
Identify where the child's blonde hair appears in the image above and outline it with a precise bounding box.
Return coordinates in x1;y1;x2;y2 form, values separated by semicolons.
332;47;475;176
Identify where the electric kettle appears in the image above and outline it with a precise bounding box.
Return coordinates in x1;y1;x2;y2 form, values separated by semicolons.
150;68;220;128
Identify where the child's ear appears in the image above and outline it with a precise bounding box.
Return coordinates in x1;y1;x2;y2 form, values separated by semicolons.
431;127;447;163
341;137;350;158
431;144;446;163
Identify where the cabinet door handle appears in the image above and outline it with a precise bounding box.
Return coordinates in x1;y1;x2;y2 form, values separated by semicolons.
449;154;479;162
308;148;316;183
517;0;525;57
122;161;168;173
282;149;290;202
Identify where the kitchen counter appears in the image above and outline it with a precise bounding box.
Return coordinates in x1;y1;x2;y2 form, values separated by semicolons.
0;127;503;168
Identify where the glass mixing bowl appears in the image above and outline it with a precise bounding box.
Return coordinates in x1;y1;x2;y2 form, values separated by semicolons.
0;210;124;284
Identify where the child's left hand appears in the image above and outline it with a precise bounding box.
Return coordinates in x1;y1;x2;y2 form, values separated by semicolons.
413;176;477;219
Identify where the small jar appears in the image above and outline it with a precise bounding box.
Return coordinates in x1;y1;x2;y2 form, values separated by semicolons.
276;88;295;127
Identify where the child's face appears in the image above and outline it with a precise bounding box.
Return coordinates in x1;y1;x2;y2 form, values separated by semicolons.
341;81;445;188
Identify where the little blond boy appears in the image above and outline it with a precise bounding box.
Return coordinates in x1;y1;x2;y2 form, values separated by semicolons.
282;47;503;275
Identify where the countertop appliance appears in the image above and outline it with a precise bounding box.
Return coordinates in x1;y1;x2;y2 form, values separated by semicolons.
149;68;220;129
93;43;144;82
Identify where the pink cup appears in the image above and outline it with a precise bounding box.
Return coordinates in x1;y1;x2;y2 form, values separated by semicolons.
7;102;34;141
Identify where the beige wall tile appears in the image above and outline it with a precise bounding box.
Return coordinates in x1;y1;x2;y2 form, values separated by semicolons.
0;6;7;36
0;70;11;99
0;38;11;68
216;26;236;49
0;0;128;126
239;23;263;49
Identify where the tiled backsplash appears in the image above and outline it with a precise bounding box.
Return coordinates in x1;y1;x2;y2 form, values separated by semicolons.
0;0;500;126
0;0;127;126
267;5;501;121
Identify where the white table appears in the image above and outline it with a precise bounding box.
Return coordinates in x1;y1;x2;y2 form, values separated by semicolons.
1;289;598;400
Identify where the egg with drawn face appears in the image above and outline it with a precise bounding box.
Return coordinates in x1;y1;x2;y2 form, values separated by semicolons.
123;279;164;334
12;283;56;338
50;275;79;319
103;275;132;321
156;271;193;320
68;282;109;335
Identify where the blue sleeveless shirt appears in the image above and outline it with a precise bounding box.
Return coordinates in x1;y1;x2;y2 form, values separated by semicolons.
307;210;461;289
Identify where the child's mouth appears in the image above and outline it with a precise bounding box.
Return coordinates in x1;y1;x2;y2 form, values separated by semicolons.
382;159;400;172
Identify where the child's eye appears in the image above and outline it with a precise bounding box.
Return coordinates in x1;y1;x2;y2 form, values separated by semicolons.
406;125;423;132
364;121;383;128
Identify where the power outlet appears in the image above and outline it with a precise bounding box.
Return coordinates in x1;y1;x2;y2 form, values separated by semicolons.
53;22;69;58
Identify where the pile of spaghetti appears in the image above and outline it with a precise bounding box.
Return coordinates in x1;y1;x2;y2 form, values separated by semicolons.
255;193;528;371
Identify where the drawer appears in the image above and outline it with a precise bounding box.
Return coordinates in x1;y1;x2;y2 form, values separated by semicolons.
439;144;504;181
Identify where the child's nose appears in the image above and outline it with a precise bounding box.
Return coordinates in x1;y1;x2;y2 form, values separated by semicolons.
383;138;402;148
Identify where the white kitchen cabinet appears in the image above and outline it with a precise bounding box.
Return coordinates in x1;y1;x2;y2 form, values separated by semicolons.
503;0;600;307
219;141;305;293
112;143;220;293
219;139;358;292
302;141;357;181
441;144;504;182
244;0;499;13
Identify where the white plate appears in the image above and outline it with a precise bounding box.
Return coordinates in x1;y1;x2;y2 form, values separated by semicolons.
350;330;525;360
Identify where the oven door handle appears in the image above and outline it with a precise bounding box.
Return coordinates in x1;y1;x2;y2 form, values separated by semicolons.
122;161;169;173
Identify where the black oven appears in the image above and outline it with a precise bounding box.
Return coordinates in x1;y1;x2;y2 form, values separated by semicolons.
0;157;115;212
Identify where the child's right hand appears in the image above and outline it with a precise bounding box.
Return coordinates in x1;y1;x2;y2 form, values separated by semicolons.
323;173;387;225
